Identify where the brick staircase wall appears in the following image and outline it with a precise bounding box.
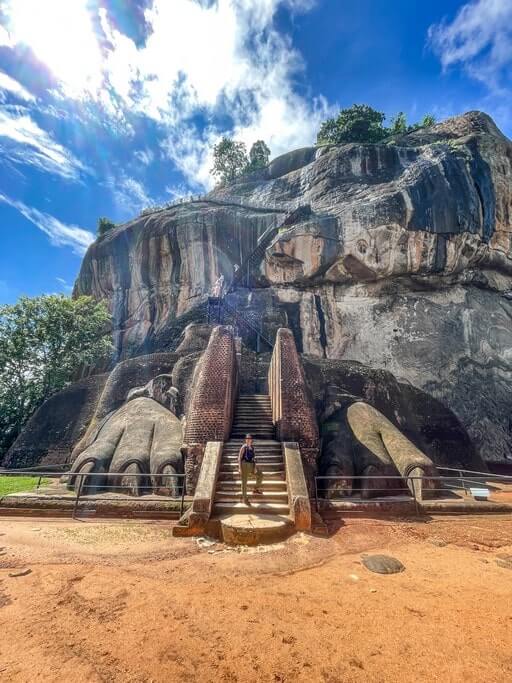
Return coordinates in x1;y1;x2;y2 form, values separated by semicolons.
268;327;319;483
183;325;238;492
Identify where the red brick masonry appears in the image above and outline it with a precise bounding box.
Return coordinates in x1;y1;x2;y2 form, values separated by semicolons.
184;326;238;492
268;328;319;481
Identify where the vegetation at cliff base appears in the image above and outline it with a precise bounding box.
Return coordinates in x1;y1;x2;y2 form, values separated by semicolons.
317;104;436;145
0;295;113;458
97;216;117;236
0;475;50;495
211;137;271;184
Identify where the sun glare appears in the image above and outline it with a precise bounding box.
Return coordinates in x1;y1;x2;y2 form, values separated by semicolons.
5;0;103;96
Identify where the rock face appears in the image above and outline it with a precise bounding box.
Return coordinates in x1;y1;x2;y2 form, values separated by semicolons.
31;112;512;466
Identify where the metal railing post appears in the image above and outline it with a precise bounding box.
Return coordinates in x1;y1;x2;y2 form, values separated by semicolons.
410;476;420;518
72;472;83;520
315;477;319;513
180;478;186;517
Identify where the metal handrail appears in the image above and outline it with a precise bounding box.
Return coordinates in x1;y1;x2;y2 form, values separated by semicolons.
219;298;273;349
312;471;511;517
438;466;512;481
0;469;188;519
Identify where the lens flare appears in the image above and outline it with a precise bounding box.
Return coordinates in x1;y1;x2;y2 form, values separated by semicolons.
5;0;103;96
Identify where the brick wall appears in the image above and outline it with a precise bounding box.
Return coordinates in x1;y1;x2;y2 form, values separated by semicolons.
184;326;238;491
268;328;319;482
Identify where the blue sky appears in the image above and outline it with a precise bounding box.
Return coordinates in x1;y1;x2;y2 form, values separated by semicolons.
0;0;511;304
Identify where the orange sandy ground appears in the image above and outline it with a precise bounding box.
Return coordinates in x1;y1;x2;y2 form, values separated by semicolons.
1;514;511;682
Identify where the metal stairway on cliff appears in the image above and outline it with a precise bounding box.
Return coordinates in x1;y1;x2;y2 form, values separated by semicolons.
207;205;311;350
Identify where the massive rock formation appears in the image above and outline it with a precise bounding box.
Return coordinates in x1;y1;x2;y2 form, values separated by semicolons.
70;112;512;466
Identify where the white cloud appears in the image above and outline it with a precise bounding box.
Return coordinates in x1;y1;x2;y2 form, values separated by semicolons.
2;0;329;190
134;148;155;166
0;193;95;255
107;174;153;214
429;0;512;90
0;107;88;180
56;277;73;292
0;72;35;102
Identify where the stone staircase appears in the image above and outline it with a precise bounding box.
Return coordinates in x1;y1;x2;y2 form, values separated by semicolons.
230;393;275;439
212;394;294;542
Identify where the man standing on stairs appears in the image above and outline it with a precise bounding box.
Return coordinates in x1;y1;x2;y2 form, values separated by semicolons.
238;434;263;505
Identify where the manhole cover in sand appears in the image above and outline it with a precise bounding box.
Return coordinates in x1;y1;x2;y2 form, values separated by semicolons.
362;554;405;574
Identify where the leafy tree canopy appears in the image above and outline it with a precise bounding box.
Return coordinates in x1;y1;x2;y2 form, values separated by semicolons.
98;216;117;236
211;137;271;184
248;140;271;171
0;295;113;458
317;104;436;145
211;137;249;184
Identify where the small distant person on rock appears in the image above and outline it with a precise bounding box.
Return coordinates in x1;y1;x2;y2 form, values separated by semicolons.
238;434;263;505
212;274;224;298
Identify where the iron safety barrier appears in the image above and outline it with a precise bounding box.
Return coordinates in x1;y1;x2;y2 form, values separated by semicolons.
313;470;512;516
0;469;188;519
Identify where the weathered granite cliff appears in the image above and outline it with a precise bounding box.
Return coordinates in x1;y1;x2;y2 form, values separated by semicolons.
71;112;512;465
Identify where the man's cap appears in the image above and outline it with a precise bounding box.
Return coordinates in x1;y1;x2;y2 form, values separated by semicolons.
245;434;253;439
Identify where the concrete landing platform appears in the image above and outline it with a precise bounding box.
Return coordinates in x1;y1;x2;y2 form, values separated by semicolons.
217;513;294;545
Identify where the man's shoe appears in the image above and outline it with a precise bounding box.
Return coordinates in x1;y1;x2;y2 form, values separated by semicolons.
253;488;263;495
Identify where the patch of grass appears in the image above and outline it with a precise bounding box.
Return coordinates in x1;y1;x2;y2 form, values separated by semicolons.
0;475;50;496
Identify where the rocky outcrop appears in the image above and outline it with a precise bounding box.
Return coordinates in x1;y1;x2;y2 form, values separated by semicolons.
40;112;512;466
2;373;109;469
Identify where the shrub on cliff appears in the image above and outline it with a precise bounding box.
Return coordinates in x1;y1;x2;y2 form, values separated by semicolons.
97;216;116;236
317;105;436;144
247;140;271;171
0;295;113;458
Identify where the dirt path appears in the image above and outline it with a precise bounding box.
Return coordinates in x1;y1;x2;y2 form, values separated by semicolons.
1;515;512;682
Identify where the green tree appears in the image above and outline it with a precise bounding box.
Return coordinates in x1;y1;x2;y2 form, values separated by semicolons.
97;216;116;236
247;140;271;171
389;112;408;136
420;114;436;128
0;295;113;457
317;104;387;144
211;137;248;183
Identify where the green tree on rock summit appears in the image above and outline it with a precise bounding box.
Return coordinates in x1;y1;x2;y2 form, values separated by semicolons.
211;137;249;184
211;137;271;184
317;104;436;145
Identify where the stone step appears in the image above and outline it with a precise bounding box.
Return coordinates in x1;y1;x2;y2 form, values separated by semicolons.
223;445;282;452
215;491;289;503
219;469;285;479
224;443;281;449
220;457;284;470
213;502;290;515
233;415;273;421
236;401;271;406
220;461;283;470
223;444;282;450
224;440;281;446
234;410;271;415
222;451;283;462
217;514;294;546
233;422;273;427
217;480;287;490
222;453;282;459
231;434;275;439
219;471;285;481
